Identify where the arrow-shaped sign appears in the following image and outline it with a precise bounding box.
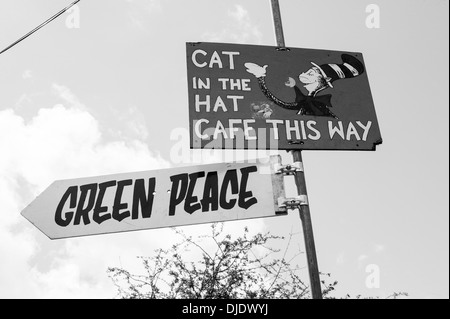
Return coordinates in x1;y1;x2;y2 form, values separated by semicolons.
22;156;286;239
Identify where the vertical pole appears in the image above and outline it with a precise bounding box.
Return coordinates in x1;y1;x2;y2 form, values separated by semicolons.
270;0;286;48
270;0;323;299
291;151;323;299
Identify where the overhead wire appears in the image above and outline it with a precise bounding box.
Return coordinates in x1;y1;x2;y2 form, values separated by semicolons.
0;0;81;56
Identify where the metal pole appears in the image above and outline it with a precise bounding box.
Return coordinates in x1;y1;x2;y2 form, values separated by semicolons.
291;151;323;299
270;0;323;299
270;0;286;48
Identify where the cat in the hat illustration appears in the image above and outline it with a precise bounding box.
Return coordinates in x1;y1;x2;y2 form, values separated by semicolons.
245;54;365;119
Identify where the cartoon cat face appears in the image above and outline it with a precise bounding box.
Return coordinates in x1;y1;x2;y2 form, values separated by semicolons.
299;67;323;84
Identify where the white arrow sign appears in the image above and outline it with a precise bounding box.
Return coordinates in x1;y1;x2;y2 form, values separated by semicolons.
21;156;286;239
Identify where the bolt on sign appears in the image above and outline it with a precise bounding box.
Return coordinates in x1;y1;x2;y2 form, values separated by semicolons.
186;42;382;151
21;157;286;239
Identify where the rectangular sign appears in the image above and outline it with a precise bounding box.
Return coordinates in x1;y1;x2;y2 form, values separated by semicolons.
21;157;286;239
187;42;382;151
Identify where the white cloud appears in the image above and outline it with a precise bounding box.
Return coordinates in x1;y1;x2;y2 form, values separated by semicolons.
357;254;369;270
202;4;263;44
336;252;345;265
15;94;33;109
125;0;163;29
229;4;248;22
0;86;173;298
143;0;162;14
374;244;385;253
52;83;86;111
358;254;368;262
108;105;150;141
22;70;32;80
0;84;267;298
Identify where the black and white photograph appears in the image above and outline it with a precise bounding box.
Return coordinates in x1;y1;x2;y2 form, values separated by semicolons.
0;0;448;303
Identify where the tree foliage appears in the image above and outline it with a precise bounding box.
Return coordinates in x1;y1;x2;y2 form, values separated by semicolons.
107;223;337;299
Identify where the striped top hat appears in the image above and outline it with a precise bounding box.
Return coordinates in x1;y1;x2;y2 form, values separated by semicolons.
311;54;365;88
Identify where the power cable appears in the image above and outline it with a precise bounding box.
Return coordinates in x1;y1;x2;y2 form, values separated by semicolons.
0;0;81;56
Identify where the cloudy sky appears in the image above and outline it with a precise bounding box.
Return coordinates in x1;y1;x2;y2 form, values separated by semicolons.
0;0;448;299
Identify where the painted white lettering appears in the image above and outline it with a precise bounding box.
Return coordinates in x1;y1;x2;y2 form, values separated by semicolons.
357;121;372;141
266;119;284;140
221;51;240;70
192;49;207;68
328;121;345;140
195;95;210;112
227;95;244;111
307;121;321;140
194;119;210;140
286;120;301;140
